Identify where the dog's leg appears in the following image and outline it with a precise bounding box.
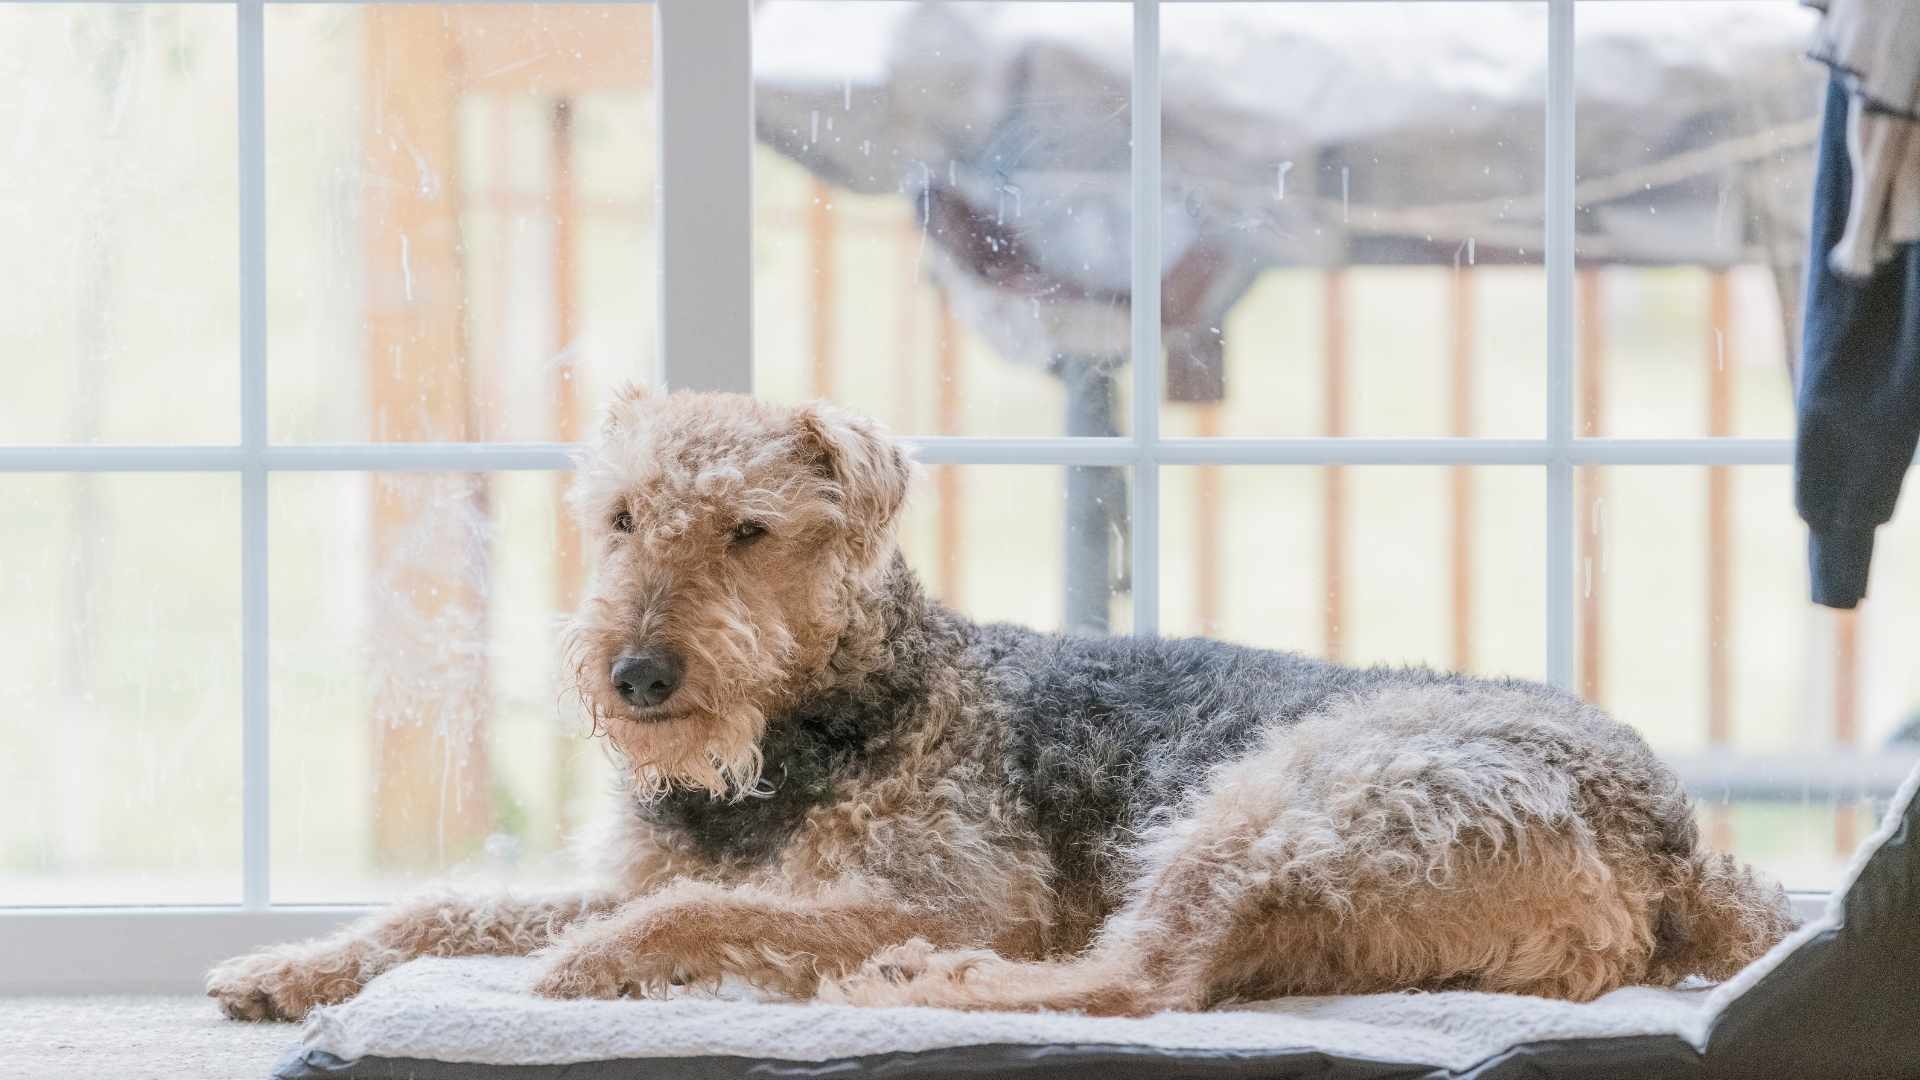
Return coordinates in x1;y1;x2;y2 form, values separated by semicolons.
822;832;1248;1017
530;880;954;1001
207;890;622;1021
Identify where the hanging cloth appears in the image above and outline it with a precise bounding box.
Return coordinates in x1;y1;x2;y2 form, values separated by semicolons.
1796;1;1920;607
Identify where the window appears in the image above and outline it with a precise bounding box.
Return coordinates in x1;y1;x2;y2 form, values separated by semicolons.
4;0;1914;989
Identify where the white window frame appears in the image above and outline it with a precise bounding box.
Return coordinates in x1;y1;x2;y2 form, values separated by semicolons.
0;0;1848;994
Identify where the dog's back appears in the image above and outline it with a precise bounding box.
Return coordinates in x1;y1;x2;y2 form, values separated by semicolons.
964;624;1592;934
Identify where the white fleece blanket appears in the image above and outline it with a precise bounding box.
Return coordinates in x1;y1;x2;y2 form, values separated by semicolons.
294;763;1920;1073
297;960;1711;1072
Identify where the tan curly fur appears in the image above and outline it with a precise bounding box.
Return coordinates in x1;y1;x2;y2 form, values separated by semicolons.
208;388;1795;1023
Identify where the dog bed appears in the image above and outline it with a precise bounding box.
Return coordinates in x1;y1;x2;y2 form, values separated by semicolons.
271;762;1918;1080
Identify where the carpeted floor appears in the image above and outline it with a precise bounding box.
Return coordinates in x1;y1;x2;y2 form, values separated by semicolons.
1;996;299;1080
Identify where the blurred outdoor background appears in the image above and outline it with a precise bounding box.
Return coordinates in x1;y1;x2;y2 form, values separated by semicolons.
3;1;1917;907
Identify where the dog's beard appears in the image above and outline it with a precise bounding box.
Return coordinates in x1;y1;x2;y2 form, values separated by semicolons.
607;698;768;801
564;627;773;801
563;582;816;802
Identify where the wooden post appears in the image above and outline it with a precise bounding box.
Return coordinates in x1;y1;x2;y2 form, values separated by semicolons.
1706;271;1734;747
550;97;582;457
808;179;837;400
1834;608;1861;855
935;292;963;605
1449;266;1475;672
1577;269;1606;704
894;219;922;446
482;99;515;438
1195;404;1222;636
363;8;492;869
549;96;583;841
1705;270;1736;853
1323;269;1348;661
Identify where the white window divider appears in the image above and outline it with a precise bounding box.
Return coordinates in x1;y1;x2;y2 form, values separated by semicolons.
656;0;754;394
1544;0;1577;691
1129;0;1163;637
237;0;271;913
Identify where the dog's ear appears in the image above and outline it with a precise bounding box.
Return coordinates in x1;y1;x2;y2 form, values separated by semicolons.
600;381;653;438
795;404;912;545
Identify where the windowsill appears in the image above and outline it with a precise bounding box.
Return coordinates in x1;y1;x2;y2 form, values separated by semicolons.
0;893;1836;996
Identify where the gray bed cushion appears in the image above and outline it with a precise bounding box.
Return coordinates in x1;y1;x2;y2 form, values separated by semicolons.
271;763;1919;1080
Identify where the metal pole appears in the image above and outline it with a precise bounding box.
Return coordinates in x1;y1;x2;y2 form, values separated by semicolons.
1062;360;1120;635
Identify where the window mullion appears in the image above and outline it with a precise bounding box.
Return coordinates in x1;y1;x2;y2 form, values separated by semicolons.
237;0;270;910
1544;0;1576;691
1130;0;1162;637
656;0;753;394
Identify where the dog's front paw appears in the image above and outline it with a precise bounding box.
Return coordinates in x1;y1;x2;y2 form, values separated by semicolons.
206;944;363;1022
531;938;671;1001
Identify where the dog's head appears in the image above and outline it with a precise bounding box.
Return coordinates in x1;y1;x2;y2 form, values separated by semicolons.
566;386;912;799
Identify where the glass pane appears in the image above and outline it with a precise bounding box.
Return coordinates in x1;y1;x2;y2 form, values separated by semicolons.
1160;466;1545;680
1576;466;1920;889
1160;4;1546;438
271;472;611;901
0;6;239;445
266;6;657;443
753;2;1133;436
901;466;1132;635
1573;1;1820;438
0;475;241;904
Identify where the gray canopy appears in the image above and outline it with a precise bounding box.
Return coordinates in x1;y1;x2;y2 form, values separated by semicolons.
755;3;1823;372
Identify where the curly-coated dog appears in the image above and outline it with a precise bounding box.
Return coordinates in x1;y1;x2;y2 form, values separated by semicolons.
208;387;1795;1021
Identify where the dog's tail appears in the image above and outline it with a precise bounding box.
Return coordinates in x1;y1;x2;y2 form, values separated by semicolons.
1648;849;1798;984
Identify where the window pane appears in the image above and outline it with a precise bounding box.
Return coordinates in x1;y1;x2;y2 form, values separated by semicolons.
753;2;1133;437
1576;466;1920;889
1573;2;1819;438
1160;466;1545;680
1160;4;1546;438
901;465;1131;635
0;475;240;904
266;6;657;443
271;472;609;901
0;6;238;445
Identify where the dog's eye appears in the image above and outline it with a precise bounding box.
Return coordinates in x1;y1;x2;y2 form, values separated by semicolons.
611;510;635;534
730;521;767;547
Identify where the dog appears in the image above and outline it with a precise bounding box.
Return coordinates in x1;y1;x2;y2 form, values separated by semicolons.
207;387;1795;1021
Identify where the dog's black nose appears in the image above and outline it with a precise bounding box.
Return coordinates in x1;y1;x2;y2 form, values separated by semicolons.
611;648;684;708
